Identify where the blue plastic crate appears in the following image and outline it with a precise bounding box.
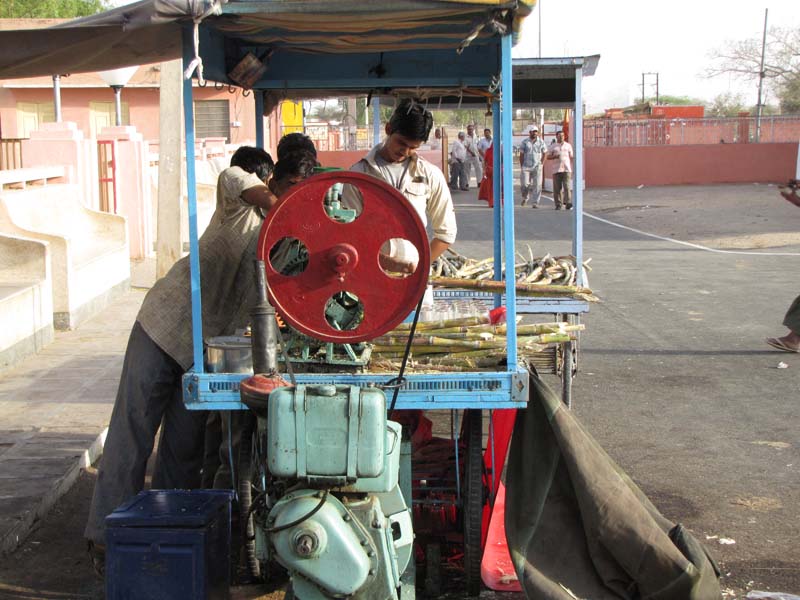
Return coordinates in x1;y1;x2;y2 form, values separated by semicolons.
105;489;233;600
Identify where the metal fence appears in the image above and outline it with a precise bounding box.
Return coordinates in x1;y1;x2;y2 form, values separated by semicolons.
281;125;374;152
0;138;25;170
584;115;800;147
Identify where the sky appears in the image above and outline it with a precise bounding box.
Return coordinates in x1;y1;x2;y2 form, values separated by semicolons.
111;0;798;114
513;0;800;113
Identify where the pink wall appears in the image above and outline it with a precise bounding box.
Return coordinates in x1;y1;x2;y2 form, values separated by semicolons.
0;87;258;144
316;149;445;170
585;143;799;187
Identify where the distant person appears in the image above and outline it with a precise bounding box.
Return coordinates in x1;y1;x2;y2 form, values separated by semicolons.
766;179;800;353
449;131;468;191
546;130;574;210
477;127;492;162
478;139;494;208
430;127;442;150
519;125;546;207
463;123;482;188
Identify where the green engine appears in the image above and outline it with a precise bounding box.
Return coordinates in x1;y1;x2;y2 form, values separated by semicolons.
252;384;412;600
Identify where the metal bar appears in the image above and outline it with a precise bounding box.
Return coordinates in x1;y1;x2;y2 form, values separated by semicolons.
256;77;491;90
255;91;265;149
113;87;123;127
371;96;381;147
183;27;205;373
52;75;62;123
492;100;502;309
489;410;496;497
573;66;584;285
453;410;461;503
500;34;517;369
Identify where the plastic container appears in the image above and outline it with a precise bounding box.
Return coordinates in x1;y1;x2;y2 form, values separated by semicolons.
105;489;233;600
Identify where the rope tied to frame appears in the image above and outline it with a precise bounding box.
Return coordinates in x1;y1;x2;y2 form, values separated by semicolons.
183;2;224;85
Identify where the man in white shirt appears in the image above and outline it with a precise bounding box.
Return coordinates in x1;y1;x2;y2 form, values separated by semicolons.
463;123;482;188
477;127;492;162
448;131;468;192
348;99;457;274
519;125;547;207
546;130;575;210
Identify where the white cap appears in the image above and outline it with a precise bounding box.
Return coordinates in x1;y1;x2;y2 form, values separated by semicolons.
528;125;539;132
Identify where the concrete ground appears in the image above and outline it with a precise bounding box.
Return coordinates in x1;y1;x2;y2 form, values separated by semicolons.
0;181;798;598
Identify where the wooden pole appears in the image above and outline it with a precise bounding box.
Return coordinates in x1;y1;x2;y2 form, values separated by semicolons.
156;59;183;278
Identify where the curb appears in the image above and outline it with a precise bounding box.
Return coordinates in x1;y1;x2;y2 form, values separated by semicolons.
0;428;107;557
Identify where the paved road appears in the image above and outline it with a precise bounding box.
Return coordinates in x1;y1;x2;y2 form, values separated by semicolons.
457;183;800;595
0;183;797;598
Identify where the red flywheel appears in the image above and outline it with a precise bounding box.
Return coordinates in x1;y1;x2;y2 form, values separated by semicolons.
256;171;430;343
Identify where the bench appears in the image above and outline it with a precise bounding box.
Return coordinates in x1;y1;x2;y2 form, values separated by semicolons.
0;181;130;330
0;233;54;370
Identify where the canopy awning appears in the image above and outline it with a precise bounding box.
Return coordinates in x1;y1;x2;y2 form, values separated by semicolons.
0;0;533;81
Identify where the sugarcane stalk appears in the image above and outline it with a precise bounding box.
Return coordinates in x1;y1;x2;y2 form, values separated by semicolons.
393;315;490;331
431;277;593;296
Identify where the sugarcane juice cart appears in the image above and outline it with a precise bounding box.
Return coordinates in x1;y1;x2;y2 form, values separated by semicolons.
171;2;564;597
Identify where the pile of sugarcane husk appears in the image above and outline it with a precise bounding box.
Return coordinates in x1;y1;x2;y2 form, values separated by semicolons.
430;247;597;302
369;315;584;372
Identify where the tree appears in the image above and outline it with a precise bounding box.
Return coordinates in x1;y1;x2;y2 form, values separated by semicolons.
706;92;747;117
308;98;347;124
707;26;800;114
0;0;111;18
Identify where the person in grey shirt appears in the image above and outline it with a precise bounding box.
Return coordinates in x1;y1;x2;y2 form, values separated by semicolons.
84;147;316;575
519;125;547;207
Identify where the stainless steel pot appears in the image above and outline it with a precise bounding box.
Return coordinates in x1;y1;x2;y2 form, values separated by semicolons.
205;335;253;373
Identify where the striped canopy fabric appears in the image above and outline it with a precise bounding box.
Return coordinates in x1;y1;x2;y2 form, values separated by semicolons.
210;0;534;53
0;0;533;78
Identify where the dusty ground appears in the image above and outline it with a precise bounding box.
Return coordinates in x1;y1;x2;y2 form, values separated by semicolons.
1;182;798;599
585;183;800;249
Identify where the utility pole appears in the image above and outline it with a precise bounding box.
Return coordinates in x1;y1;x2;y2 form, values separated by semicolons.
538;0;542;58
640;72;659;105
756;8;768;143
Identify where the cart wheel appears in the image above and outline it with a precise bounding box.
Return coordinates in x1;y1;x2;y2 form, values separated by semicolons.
462;409;484;597
238;415;263;581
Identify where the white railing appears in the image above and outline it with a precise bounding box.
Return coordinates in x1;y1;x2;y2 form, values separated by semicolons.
0;166;66;190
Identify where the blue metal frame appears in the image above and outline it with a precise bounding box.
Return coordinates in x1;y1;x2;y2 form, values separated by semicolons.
492;101;501;309
500;34;517;370
183;367;530;411
255;91;265;149
183;31;205;374
179;25;530;410
573;66;584;285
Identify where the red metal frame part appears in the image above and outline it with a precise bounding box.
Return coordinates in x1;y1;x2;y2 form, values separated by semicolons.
257;171;430;343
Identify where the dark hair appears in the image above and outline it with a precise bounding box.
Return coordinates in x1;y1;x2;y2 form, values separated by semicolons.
277;132;317;161
230;146;274;181
272;149;319;182
388;98;434;143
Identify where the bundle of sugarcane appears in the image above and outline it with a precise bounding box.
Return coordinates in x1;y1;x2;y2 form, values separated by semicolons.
369;316;584;371
431;247;594;292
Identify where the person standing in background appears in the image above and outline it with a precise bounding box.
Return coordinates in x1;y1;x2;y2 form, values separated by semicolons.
463;123;482;189
477;128;492;163
519;125;546;207
449;131;468;192
547;129;574;210
765;180;800;353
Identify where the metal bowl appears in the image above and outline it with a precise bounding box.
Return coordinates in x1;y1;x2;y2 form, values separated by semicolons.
205;335;253;373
